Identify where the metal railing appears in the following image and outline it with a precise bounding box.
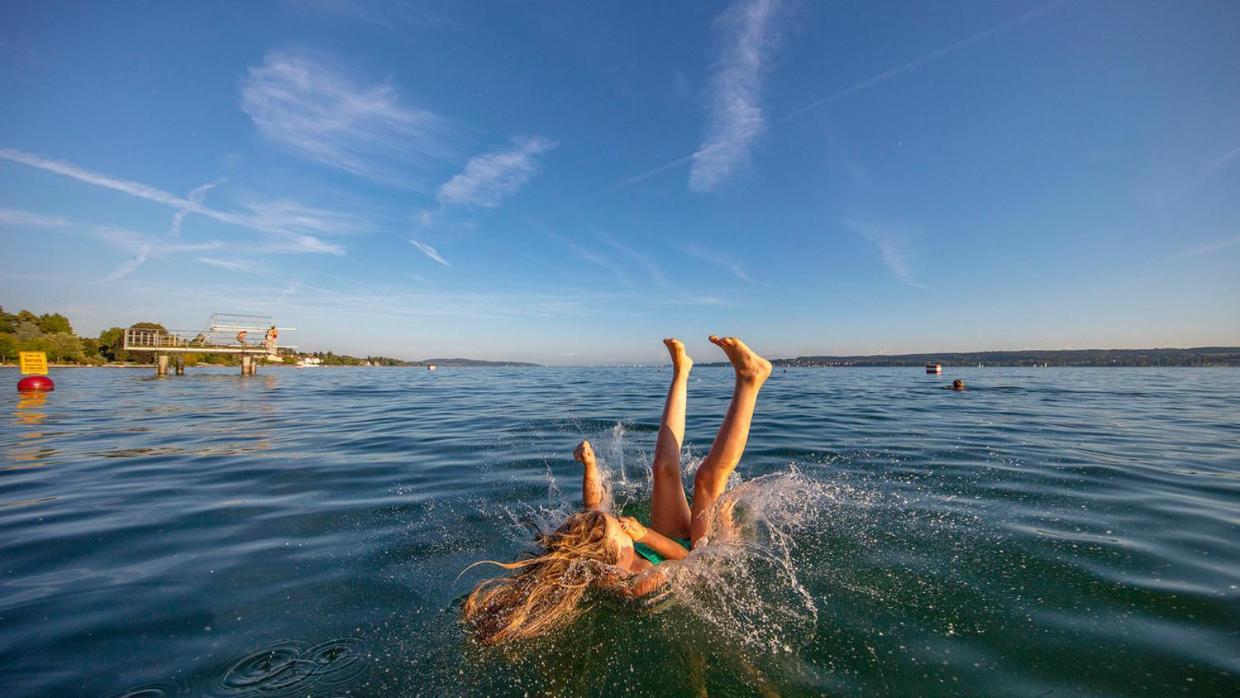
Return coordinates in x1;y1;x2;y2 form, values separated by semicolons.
124;328;191;350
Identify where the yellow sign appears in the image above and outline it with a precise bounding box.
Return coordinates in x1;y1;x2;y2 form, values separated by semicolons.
19;351;48;375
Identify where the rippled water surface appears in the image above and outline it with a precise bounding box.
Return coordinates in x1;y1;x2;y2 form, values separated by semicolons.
1;366;1237;696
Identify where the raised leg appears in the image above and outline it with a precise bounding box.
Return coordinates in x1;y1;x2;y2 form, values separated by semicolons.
649;339;693;539
690;336;771;546
574;440;604;510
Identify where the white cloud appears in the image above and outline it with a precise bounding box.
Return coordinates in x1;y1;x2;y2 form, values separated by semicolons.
197;256;266;273
170;179;223;236
241;198;368;235
688;0;782;193
844;218;929;289
102;245;151;283
0;148;345;254
0;208;71;228
410;238;451;267
606;1;1060;194
93;227;222;284
240;52;444;185
438;137;557;207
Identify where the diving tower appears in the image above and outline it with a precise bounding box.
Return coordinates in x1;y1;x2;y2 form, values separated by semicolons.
123;314;295;376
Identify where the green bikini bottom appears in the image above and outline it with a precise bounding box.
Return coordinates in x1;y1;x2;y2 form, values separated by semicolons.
633;537;692;565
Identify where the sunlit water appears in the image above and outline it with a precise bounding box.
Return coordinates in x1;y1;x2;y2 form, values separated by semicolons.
1;366;1236;696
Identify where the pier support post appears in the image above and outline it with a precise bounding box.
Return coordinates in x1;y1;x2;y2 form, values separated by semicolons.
241;355;252;376
157;354;169;377
175;357;184;375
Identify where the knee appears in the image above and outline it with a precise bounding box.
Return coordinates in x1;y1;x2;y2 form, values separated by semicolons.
693;463;727;495
651;456;680;482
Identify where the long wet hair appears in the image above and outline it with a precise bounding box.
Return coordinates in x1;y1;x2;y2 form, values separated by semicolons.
463;510;621;645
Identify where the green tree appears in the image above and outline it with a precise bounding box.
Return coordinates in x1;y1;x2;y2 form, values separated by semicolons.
36;313;73;335
0;333;16;362
15;320;41;341
98;327;127;362
0;307;16;334
44;332;84;363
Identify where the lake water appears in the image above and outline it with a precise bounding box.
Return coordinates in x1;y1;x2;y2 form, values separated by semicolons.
1;366;1237;696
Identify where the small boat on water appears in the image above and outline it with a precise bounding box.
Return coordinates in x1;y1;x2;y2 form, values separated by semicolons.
926;363;942;374
427;364;437;371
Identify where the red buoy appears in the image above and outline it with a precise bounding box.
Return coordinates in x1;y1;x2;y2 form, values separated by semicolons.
17;375;54;392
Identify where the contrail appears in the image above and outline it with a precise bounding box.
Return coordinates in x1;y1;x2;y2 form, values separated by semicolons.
602;0;1068;194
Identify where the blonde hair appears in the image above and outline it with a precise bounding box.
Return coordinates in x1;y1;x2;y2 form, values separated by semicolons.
463;510;620;645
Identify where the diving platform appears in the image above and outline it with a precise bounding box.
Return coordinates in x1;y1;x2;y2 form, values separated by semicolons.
123;314;294;376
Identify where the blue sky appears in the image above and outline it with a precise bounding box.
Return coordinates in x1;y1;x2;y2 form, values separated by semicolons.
1;0;1237;364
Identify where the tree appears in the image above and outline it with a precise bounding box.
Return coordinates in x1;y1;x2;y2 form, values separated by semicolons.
98;327;127;362
0;307;16;334
15;320;41;341
0;333;16;362
36;313;73;335
44;333;84;363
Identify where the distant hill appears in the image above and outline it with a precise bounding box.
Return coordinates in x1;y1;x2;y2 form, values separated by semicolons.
416;358;542;367
755;347;1240;368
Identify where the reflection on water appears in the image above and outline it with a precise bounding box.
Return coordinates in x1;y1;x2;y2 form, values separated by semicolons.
15;391;49;424
9;392;54;467
1;366;1238;696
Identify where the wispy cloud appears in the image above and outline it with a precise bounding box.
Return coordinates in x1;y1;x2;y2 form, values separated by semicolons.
438;137;558;207
410;238;451;267
241;198;368;236
681;244;754;284
688;0;782;193
197;256;266;273
93;226;222;283
0;208;70;228
599;234;669;288
102;245;151;283
169;179;223;236
844;218;929;289
785;0;1066;118
0;147;345;254
605;0;1063;193
240;52;444;185
1;147;193;208
1160;235;1240;264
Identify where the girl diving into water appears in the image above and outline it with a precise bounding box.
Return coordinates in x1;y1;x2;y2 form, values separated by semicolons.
463;336;772;645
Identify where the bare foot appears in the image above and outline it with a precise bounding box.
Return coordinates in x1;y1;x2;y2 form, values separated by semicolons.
709;336;772;385
573;439;595;466
663;338;693;374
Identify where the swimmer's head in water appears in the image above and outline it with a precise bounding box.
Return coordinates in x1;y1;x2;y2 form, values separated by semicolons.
463;509;624;645
952;379;966;391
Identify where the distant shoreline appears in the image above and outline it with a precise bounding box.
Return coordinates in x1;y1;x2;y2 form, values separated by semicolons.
4;346;1238;370
706;346;1240;368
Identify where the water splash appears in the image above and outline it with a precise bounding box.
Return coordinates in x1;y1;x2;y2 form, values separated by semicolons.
657;470;862;655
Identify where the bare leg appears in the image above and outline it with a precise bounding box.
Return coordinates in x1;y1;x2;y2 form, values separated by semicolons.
574;440;604;510
649;338;693;539
690;336;772;546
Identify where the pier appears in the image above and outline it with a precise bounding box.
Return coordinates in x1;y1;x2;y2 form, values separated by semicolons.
123;314;293;376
